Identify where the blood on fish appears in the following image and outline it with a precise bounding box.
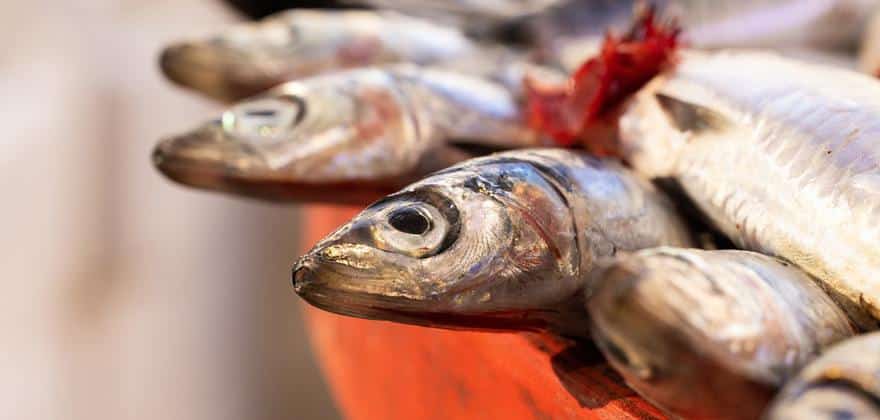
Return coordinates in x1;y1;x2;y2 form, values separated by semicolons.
525;7;680;156
337;36;384;66
355;88;402;140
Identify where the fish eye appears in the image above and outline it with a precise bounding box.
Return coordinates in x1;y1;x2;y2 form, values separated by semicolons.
388;207;432;235
221;95;306;143
375;202;446;258
366;190;461;258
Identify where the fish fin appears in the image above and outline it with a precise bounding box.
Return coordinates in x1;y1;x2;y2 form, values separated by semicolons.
654;93;730;134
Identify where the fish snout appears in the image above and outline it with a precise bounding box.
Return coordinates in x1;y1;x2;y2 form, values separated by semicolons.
159;42;258;101
160;43;214;87
292;256;318;294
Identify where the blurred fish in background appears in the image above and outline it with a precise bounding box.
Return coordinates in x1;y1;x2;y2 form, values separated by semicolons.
0;1;337;419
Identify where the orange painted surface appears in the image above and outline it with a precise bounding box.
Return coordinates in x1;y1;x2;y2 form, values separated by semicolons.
300;204;664;420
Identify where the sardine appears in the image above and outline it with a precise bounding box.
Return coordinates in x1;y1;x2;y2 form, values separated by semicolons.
347;0;567;30
766;332;880;419
292;149;693;337
588;248;855;420
153;65;545;202
669;0;875;50
539;0;875;71
160;9;476;102
618;50;880;329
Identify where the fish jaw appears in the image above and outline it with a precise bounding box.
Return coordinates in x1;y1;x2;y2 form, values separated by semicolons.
152;122;435;203
292;248;570;334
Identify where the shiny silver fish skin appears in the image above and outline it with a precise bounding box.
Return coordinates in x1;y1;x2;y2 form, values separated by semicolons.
346;0;566;30
587;248;856;420
160;9;476;102
154;65;543;203
542;0;876;72
619;50;880;330
668;0;876;50
292;149;693;337
766;332;880;420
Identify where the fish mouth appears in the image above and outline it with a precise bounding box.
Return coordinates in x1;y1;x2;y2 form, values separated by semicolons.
292;256;551;332
159;43;278;102
153;134;396;203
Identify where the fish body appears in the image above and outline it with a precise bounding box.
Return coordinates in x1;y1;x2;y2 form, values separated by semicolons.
669;0;875;50
292;149;692;337
588;248;855;420
543;0;875;71
154;65;543;202
766;332;880;419
348;0;567;31
160;9;476;102
619;50;880;329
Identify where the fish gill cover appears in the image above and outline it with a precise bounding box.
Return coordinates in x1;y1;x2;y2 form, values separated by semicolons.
525;6;680;156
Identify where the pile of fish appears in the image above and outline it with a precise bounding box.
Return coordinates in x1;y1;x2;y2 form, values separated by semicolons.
156;1;880;419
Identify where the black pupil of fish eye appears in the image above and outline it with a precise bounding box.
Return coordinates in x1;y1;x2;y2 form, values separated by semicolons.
245;109;277;118
388;208;431;235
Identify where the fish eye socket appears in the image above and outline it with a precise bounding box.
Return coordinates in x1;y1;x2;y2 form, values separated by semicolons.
388;207;432;235
373;202;449;258
221;95;306;142
366;190;461;259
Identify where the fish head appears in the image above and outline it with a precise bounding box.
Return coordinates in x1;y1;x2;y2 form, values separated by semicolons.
768;384;880;420
153;71;444;201
293;156;582;331
160;10;397;101
587;249;778;418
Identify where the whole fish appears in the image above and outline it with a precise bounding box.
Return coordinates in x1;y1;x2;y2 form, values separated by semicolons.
766;332;880;419
618;50;880;329
154;65;546;202
292;149;693;337
160;9;476;102
588;248;855;420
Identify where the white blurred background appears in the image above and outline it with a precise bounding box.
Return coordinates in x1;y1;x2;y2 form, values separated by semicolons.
0;1;338;419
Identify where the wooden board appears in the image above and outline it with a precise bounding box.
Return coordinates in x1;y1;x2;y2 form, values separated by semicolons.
301;204;664;420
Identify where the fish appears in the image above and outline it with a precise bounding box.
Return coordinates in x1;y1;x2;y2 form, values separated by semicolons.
533;0;875;72
667;0;875;50
587;248;856;420
153;64;547;202
616;50;880;330
292;148;693;337
346;0;567;31
160;9;476;102
765;332;880;419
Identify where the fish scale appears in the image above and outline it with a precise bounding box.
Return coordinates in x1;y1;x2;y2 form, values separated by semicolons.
621;50;880;329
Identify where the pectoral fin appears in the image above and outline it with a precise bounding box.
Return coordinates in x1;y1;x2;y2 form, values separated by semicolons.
655;93;730;134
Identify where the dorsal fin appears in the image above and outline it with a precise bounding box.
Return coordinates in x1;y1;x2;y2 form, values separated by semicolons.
655;93;729;134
